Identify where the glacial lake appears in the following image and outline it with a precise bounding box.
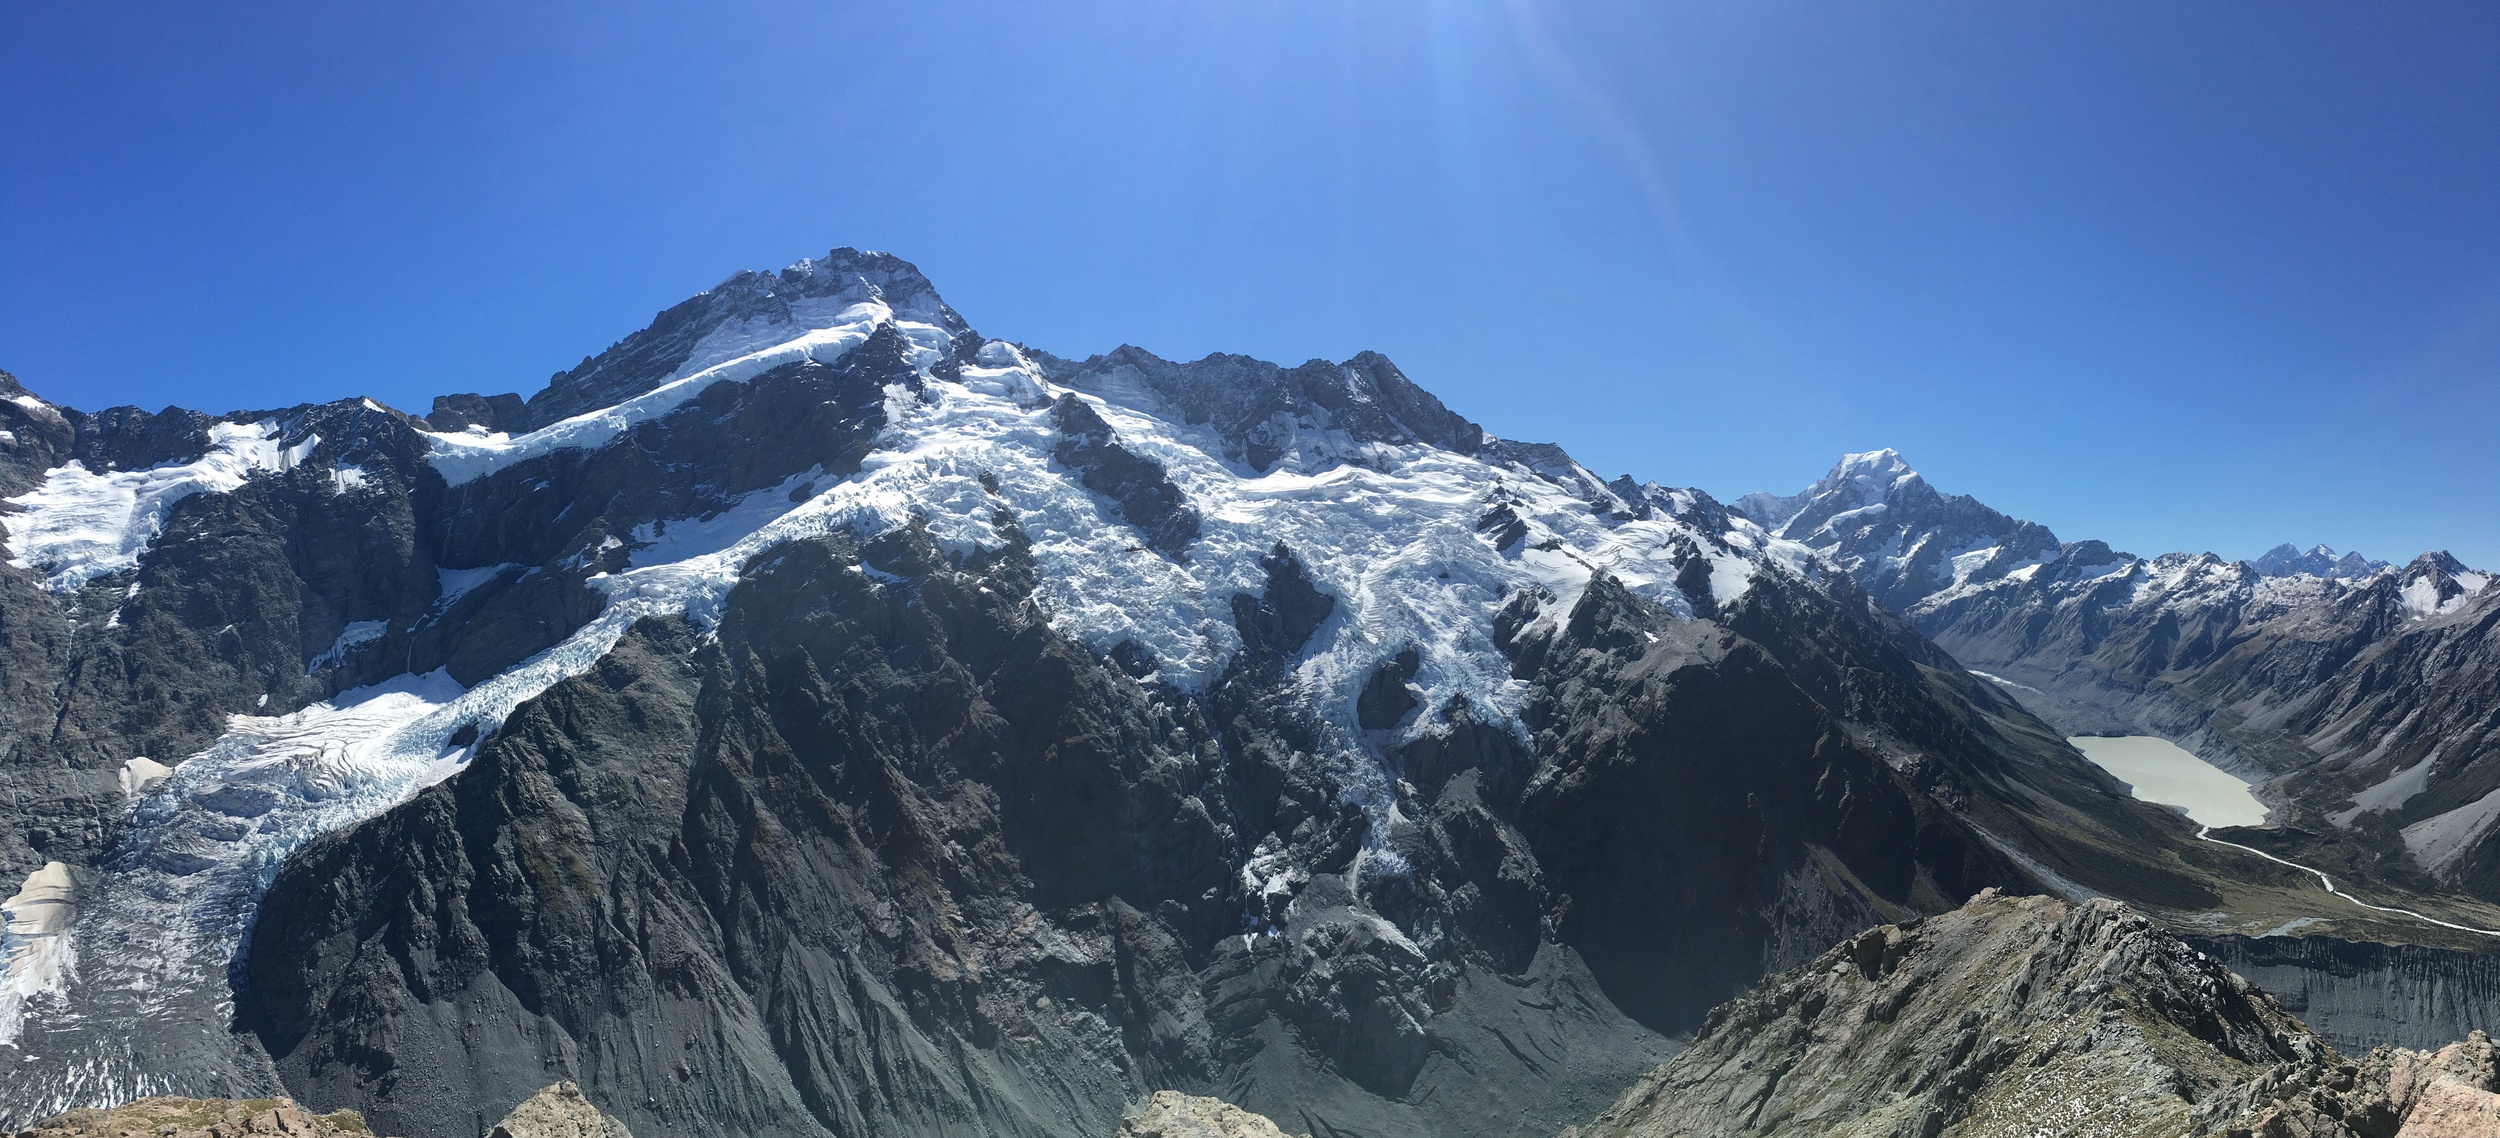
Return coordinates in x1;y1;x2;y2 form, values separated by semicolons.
2068;735;2270;830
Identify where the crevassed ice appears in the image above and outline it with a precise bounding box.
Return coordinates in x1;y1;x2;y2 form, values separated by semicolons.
443;325;1805;831
0;579;751;1118
2;422;303;594
0;674;469;1088
0;458;890;1110
561;336;1807;830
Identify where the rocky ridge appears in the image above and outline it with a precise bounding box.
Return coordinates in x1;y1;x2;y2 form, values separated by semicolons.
483;1084;632;1138
9;1082;629;1138
1565;891;2500;1138
1113;1093;1297;1138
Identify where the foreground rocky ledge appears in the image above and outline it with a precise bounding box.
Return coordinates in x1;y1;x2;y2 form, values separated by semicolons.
11;1083;629;1138
1114;1091;1300;1138
1567;892;2500;1138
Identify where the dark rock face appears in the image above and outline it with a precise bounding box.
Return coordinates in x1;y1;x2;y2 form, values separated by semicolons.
2191;934;2500;1054
0;390;444;885
425;392;526;433
1503;576;2020;1031
238;530;1611;1138
1353;649;1419;732
1052;395;1200;560
1035;347;1483;473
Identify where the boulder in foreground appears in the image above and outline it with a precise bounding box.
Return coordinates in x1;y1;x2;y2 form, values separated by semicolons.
483;1084;630;1138
1114;1092;1300;1138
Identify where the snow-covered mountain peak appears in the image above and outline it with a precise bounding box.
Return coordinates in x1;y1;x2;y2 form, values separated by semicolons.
2246;542;2387;580
1820;447;1919;496
1731;448;1925;534
774;247;965;334
419;293;943;486
2392;550;2492;620
430;248;974;436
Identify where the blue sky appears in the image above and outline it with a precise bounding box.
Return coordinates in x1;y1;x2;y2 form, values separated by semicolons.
4;2;2495;565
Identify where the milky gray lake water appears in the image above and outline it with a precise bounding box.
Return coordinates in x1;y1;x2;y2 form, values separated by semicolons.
2069;735;2269;829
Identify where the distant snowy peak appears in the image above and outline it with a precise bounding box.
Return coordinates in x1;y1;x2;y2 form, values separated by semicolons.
1737;451;2486;626
1812;447;1920;503
1733;448;1919;535
2245;542;2387;580
1733;449;2060;613
2393;550;2493;620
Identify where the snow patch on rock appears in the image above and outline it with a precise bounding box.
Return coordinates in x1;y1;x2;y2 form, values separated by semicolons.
419;298;919;487
3;422;303;593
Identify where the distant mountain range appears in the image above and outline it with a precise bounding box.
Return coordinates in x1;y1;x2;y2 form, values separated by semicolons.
1737;449;2500;902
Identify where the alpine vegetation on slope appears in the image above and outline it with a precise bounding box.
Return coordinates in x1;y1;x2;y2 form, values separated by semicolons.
1738;451;2500;909
1;250;2230;1137
1565;891;2500;1138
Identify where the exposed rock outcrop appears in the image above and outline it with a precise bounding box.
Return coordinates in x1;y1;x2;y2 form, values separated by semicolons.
2190;933;2500;1054
0;250;2381;1138
1113;1092;1296;1138
1566;891;2500;1138
8;1082;630;1138
484;1083;631;1138
12;1097;381;1138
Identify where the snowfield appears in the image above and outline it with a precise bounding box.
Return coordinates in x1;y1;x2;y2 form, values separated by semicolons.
2;422;312;593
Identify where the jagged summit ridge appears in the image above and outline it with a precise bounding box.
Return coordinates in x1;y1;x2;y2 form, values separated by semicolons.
488;247;971;432
2249;542;2388;580
1568;891;2500;1138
